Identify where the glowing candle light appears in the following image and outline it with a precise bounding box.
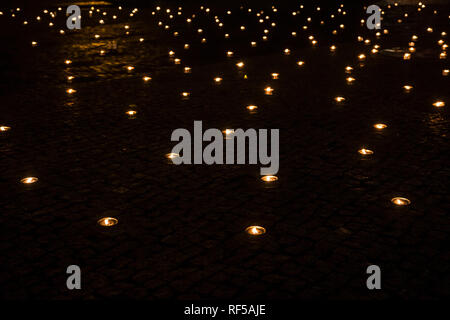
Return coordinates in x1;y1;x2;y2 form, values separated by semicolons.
251;41;257;47
373;123;387;130
127;66;135;71
440;52;447;59
297;61;305;66
184;67;191;74
391;197;411;206
214;77;222;83
433;101;445;107
184;44;189;49
0;126;11;132
236;62;245;68
67;76;74;81
284;48;291;55
246;105;258;112
358;54;366;61
346;77;355;84
165;153;179;160
264;86;274;95
358;148;373;155
126;110;137;116
403;53;411;60
66;88;76;94
97;217;118;227
271;73;279;79
443;69;449;76
330;45;336;52
181;92;190;98
21;177;38;184
261;175;278;182
335;96;345;103
31;41;38;47
143;76;152;82
174;58;181;64
345;66;353;73
226;51;234;57
245;226;266;236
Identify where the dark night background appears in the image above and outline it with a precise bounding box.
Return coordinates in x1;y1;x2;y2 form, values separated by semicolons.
0;0;449;301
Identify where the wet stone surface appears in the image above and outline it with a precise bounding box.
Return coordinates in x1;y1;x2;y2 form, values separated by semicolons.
0;1;449;299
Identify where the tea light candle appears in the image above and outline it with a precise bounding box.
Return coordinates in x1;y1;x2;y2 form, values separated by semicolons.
297;61;305;66
127;66;135;71
335;96;345;103
214;77;222;83
143;76;152;82
245;226;266;236
391;197;411;206
374;123;387;130
403;85;413;92
236;62;245;68
284;48;291;55
184;67;191;74
21;177;38;184
358;148;373;155
66;88;76;94
346;77;355;84
433;101;445;107
271;73;279;79
246;105;258;111
358;54;366;61
165;153;179;160
97;217;118;227
264;87;274;95
443;69;449;76
0;126;11;132
261;175;278;182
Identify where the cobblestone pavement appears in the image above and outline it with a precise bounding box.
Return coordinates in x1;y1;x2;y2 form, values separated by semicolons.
0;1;449;299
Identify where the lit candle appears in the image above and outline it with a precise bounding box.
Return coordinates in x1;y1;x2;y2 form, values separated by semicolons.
261;175;278;182
335;96;345;103
97;217;118;227
403;53;411;60
66;88;76;94
443;69;449;76
271;73;279;80
143;76;152;82
246;105;258;112
391;197;411;206
245;226;266;236
346;77;355;84
165;153;179;160
284;48;291;55
236;62;245;68
358;148;373;155
358;54;366;61
433;101;445;107
403;85;413;92
127;66;134;71
264;86;274;95
0;126;11;132
374;123;387;130
21;177;38;184
214;77;222;83
297;61;305;66
184;67;191;74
